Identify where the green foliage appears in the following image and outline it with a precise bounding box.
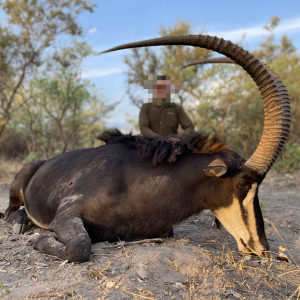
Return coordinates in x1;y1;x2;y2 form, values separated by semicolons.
0;0;95;38
2;39;115;160
0;280;10;297
0;0;96;136
259;200;266;209
23;152;38;163
274;141;300;173
259;200;266;214
291;224;298;232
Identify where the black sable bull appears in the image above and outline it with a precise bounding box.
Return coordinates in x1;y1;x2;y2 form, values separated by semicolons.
4;35;291;262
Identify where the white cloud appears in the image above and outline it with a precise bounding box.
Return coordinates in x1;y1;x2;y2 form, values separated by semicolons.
82;68;123;78
88;27;98;35
208;17;300;42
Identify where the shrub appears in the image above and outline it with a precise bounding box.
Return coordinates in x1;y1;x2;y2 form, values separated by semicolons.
23;152;38;164
274;141;300;173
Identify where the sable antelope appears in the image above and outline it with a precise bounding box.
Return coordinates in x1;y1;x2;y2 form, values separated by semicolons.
4;35;290;262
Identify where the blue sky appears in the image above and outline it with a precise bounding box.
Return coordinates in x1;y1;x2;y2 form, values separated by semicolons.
78;0;300;132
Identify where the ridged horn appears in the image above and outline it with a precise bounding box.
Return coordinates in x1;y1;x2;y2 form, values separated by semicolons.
180;55;291;173
102;35;291;175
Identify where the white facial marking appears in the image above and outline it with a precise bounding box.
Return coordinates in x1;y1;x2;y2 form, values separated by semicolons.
243;183;257;205
213;197;249;251
213;182;264;254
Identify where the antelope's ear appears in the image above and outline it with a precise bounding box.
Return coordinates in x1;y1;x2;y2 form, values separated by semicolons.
204;159;227;177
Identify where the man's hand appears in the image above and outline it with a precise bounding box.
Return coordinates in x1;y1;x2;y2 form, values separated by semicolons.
167;137;180;143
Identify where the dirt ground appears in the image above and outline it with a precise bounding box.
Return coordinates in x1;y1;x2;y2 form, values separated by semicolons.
0;169;299;300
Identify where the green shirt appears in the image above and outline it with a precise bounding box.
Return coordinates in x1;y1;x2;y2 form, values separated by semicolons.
139;103;195;137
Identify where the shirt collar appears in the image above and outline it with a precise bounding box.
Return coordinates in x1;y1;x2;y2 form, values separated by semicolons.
152;103;174;108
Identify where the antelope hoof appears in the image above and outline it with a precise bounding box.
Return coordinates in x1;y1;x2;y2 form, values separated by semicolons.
12;208;29;234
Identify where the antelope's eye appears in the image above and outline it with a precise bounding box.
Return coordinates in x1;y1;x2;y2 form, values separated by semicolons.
239;180;248;188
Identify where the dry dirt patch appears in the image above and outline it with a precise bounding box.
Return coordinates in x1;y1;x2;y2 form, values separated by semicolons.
0;170;299;299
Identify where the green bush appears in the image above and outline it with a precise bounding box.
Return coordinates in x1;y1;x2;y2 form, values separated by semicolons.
23;152;38;164
23;149;63;164
274;141;300;173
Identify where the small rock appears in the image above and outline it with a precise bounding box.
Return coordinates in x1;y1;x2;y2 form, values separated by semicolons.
59;260;68;267
106;281;115;288
227;289;242;299
277;253;290;263
136;263;147;279
174;282;185;287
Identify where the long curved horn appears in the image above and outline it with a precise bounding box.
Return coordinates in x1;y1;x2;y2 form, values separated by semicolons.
180;57;236;69
179;55;291;173
102;35;291;175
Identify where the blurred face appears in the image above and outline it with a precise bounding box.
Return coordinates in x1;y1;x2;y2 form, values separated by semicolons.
152;80;171;102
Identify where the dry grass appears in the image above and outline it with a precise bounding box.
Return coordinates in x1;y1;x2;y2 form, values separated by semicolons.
115;224;300;299
193;221;300;300
1;219;299;299
112;232;299;299
123;288;158;300
0;158;23;185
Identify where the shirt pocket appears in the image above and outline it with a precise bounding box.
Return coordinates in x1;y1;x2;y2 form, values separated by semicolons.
165;111;178;126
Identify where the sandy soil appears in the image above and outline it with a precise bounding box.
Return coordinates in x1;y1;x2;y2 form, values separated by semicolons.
0;170;299;300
